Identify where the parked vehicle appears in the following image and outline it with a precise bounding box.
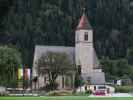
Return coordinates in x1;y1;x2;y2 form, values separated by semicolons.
93;90;106;95
93;85;107;96
76;84;115;96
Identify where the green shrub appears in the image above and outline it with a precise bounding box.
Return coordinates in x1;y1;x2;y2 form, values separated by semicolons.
115;86;133;93
46;90;72;96
39;83;58;92
73;90;92;96
85;90;92;94
0;92;8;96
73;91;91;96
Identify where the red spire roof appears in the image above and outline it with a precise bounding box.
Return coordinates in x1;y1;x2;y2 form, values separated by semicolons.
76;13;92;30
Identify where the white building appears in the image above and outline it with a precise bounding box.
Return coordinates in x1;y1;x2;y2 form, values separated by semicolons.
32;12;105;90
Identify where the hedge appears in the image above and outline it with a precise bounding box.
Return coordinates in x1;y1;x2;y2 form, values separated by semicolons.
115;86;133;93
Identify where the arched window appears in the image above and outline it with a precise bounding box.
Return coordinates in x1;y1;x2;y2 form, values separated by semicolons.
84;32;88;41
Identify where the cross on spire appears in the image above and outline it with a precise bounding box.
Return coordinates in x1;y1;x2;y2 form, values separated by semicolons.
82;7;86;14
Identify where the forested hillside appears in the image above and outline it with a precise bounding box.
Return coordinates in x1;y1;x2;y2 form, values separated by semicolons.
0;0;133;80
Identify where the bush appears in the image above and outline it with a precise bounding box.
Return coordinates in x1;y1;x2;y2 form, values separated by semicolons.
39;83;58;92
0;92;8;96
46;90;72;96
85;90;92;94
73;92;91;96
46;90;92;96
115;86;133;93
73;90;92;96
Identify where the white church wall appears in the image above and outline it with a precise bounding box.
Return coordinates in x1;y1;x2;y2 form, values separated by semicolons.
91;71;105;84
75;29;94;74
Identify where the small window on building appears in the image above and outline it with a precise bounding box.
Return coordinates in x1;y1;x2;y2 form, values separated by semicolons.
84;32;88;41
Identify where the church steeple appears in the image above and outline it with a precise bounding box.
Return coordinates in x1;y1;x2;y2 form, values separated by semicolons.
76;10;92;30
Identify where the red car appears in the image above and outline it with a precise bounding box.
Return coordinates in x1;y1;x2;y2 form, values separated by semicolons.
93;90;106;96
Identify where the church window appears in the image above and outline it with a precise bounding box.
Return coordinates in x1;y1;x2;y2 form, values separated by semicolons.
84;33;88;41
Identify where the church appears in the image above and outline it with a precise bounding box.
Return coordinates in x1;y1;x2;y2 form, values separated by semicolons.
32;12;105;90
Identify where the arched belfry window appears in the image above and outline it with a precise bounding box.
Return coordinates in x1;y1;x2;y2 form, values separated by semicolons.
84;32;88;41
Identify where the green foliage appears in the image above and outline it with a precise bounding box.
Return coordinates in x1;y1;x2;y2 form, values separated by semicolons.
127;47;133;65
46;90;91;96
74;73;82;88
128;65;133;80
0;92;9;96
39;83;58;92
0;45;22;87
85;90;92;95
73;91;91;96
115;86;133;93
101;58;130;80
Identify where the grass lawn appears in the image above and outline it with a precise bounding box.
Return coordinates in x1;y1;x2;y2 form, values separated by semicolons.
0;96;133;100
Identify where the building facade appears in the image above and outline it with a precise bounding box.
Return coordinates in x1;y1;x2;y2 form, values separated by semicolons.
32;12;105;90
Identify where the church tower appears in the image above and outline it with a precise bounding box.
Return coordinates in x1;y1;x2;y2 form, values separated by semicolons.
75;12;94;81
75;11;105;84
